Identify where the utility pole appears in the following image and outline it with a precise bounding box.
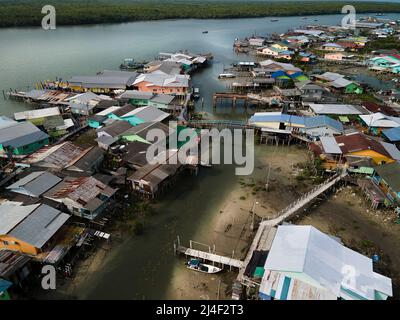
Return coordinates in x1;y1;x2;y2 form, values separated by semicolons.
250;201;259;232
265;163;272;191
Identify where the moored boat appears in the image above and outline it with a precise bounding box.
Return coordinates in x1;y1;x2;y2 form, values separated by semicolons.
186;258;222;274
218;73;236;79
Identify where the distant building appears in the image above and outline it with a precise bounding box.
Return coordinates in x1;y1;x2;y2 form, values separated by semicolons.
68;70;139;93
133;73;190;96
320;43;345;52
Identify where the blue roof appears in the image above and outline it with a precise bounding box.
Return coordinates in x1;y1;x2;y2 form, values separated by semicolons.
383;127;400;142
305;116;344;132
289;71;303;79
249;113;305;126
280;50;294;55
271;70;286;78
0;278;12;293
249;114;343;133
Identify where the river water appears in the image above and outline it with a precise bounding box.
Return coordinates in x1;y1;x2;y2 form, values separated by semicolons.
1;13;400;299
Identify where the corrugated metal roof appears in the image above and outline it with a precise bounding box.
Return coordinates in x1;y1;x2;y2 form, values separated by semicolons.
0;249;31;278
380;141;400;161
374;162;400;194
309;104;364;115
150;94;175;105
320;136;343;154
0;204;40;234
117;90;154;100
14;107;60;121
96;106;121;117
9;204;70;248
0;122;49;148
382;127;400;142
124;106;169;123
305;116;343;132
7;171;62;197
360;113;400;128
264;225;393;300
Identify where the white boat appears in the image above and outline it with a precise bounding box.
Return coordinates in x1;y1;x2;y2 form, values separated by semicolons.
218;73;236;79
193;87;200;99
200;161;212;168
186;258;222;274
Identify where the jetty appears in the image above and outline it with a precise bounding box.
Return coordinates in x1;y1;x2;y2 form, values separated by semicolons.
212;92;249;109
174;237;244;270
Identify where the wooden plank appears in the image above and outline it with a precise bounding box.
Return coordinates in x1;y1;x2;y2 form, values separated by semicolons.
177;246;244;268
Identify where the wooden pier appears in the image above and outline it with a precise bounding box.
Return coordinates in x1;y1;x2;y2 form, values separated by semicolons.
212;92;249;109
174;237;244;270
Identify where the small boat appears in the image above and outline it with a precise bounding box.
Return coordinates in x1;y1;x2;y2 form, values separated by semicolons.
302;17;308;20
218;73;236;79
186;259;222;274
120;58;147;70
271;19;279;22
202;31;209;34
200;160;212;168
193;87;200;99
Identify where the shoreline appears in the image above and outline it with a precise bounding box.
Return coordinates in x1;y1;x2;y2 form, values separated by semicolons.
1;4;400;29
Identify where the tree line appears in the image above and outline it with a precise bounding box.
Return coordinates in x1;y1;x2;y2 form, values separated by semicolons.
1;1;400;28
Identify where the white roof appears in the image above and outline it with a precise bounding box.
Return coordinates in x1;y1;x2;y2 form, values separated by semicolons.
0;204;40;234
133;73;190;88
96;106;121;116
331;77;353;88
56;118;75;131
259;59;301;72
264;225;393;300
380;141;400;161
320;136;342;154
14;107;60;121
319;72;345;82
309;104;363;115
359;113;400;128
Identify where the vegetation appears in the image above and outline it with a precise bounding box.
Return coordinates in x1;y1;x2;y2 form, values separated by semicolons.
1;1;400;28
363;36;400;52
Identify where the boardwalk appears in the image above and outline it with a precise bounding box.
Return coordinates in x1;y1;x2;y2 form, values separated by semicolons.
212;92;249;108
175;246;244;269
187;120;258;131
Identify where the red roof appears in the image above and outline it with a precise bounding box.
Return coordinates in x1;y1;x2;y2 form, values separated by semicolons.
335;133;390;158
362;102;399;117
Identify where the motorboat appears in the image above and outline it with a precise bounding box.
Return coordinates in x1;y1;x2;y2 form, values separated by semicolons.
186;258;222;274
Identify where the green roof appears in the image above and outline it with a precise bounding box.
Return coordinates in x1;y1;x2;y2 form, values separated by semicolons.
295;75;309;82
349;167;374;174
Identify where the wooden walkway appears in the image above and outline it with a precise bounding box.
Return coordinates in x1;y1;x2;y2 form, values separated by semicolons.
175;246;244;269
174;238;244;269
187;120;258;131
213;92;249;108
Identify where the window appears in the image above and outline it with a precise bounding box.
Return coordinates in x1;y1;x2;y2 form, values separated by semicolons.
2;240;9;246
